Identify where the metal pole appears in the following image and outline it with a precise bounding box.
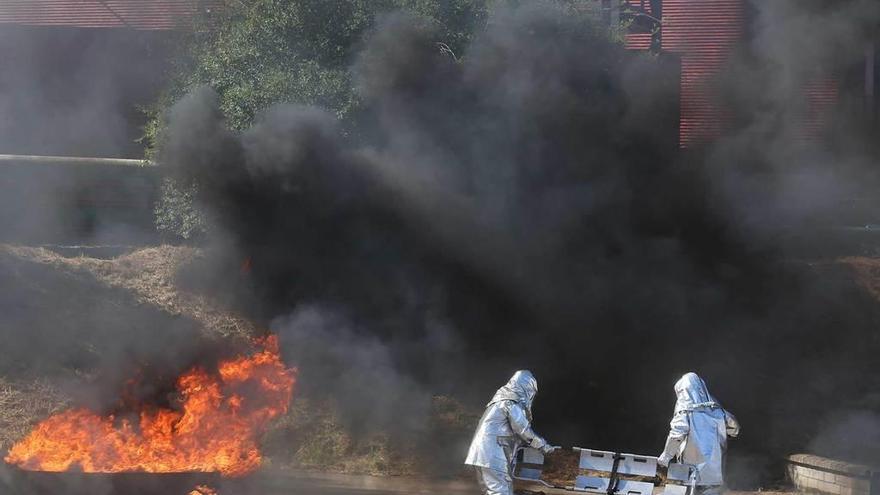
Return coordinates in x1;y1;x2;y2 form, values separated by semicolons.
0;154;155;168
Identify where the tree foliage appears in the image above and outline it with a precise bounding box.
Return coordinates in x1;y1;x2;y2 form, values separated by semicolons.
155;0;491;132
150;0;611;239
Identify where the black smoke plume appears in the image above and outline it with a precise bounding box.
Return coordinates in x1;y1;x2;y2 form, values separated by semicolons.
161;1;880;484
0;25;171;244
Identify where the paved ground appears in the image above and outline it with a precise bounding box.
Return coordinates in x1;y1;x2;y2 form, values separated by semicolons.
227;474;797;495
0;467;477;495
2;466;795;495
221;470;477;494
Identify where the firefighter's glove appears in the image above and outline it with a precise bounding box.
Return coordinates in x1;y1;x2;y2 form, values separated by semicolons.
657;452;673;468
541;444;561;455
529;437;547;450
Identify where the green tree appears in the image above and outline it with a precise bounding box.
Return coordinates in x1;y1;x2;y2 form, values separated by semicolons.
150;0;490;134
149;0;612;239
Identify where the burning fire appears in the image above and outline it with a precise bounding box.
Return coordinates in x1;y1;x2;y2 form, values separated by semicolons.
5;335;295;477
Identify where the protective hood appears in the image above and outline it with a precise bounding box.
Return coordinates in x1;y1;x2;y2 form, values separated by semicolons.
674;372;719;413
488;370;538;413
466;369;548;471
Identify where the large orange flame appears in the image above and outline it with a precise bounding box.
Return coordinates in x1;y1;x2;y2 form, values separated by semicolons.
5;335;295;477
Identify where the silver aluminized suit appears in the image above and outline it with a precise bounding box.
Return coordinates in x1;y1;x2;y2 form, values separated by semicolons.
658;373;741;491
465;370;554;495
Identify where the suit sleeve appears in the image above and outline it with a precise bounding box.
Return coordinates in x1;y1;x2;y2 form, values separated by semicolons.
660;412;690;461
724;409;741;438
505;402;548;450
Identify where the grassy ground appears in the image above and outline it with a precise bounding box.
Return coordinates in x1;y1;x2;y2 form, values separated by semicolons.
0;244;477;476
5;244;878;480
0;378;69;454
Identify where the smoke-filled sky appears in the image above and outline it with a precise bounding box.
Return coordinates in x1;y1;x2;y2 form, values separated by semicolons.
155;0;880;483
0;25;170;244
0;25;170;158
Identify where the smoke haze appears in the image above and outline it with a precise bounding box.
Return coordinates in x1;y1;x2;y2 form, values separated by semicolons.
0;0;878;489
0;25;171;158
154;0;880;484
0;25;170;245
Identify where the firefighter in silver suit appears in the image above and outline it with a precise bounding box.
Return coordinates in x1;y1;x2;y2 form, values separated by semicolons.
465;370;558;495
657;372;741;495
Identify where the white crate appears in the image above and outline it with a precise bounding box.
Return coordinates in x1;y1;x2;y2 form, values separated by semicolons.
617;453;658;477
667;462;695;483
663;484;689;495
574;475;612;492
577;448;617;471
574;477;655;495
518;468;543;481
514;448;546;482
522;448;545;465
615;480;656;495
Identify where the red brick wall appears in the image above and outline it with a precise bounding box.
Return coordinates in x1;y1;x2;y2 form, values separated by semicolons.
0;0;211;30
661;0;745;147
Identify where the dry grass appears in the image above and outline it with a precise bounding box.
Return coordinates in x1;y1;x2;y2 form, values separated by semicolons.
0;244;479;476
1;245;254;339
838;256;880;303
0;377;69;454
0;244;255;460
261;395;476;476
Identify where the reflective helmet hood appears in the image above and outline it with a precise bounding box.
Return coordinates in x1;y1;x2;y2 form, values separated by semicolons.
488;370;538;414
674;372;719;413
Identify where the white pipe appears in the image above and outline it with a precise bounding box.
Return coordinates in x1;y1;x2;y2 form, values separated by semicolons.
0;154;155;167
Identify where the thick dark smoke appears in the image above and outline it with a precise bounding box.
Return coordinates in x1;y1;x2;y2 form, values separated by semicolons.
810;410;880;466
710;0;880;250
161;1;880;485
0;26;170;158
711;0;880;472
0;25;208;480
0;25;169;244
272;306;439;434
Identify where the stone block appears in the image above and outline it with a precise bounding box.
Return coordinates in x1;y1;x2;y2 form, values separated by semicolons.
787;454;874;478
801;477;818;490
816;480;835;494
851;479;870;493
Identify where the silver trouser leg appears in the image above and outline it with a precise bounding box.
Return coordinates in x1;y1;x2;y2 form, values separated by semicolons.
475;466;514;495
